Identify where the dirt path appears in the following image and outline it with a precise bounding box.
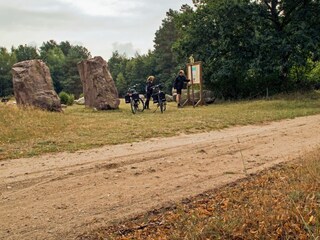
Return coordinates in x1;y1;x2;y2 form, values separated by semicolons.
1;114;320;240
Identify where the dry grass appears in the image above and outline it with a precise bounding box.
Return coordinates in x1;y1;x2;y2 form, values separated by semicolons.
79;149;320;240
1;92;320;160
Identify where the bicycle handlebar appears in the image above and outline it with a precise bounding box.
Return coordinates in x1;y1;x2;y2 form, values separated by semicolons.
151;83;162;89
127;84;139;92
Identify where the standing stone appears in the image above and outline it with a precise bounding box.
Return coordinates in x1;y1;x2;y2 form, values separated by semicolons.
77;56;120;110
12;60;62;112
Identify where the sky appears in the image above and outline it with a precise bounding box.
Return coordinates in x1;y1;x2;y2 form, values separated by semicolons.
0;0;193;60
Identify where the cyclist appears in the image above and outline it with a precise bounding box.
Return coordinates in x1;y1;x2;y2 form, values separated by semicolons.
173;70;189;108
144;75;155;110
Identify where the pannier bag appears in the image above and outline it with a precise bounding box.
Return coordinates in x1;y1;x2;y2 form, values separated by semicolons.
132;93;139;101
152;94;158;103
125;94;131;104
159;92;166;102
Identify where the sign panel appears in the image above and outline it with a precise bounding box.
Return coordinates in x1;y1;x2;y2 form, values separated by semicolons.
187;62;201;84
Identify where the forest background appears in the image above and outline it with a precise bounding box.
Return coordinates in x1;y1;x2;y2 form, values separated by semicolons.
1;0;320;100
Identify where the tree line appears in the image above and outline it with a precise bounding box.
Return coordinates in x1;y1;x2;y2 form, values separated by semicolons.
0;40;91;98
109;0;320;99
1;0;320;99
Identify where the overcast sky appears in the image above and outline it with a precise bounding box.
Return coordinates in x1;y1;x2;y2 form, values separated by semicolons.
0;0;193;60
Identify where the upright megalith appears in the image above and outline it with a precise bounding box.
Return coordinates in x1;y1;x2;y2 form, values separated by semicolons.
12;60;62;112
77;56;120;110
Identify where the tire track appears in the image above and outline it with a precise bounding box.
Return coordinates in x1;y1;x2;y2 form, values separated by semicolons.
0;114;320;240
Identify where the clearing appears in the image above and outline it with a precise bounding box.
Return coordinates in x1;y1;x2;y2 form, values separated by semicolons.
1;114;320;239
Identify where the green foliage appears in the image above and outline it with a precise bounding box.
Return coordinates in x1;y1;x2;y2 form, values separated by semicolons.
39;40;91;95
108;51;157;96
11;44;39;62
174;0;320;99
62;45;91;97
44;47;66;93
39;40;59;61
107;8;191;95
255;0;320;92
0;40;90;98
59;41;72;56
153;9;183;92
1;0;320;100
0;47;16;97
58;91;74;106
115;72;127;96
288;59;320;90
58;91;69;105
307;61;320;84
67;94;75;106
108;52;132;96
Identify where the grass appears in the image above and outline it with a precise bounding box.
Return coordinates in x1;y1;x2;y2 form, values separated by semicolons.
78;148;320;240
0;91;320;160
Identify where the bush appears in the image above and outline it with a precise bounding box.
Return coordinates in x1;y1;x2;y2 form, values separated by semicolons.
67;94;74;106
59;91;74;106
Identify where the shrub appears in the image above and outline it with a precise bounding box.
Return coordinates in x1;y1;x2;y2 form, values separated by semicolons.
59;91;74;106
67;94;74;106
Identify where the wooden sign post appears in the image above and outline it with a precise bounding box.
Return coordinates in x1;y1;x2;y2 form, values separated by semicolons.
182;55;204;107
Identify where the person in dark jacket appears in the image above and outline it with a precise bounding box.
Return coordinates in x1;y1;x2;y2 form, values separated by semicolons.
144;75;154;109
174;70;189;107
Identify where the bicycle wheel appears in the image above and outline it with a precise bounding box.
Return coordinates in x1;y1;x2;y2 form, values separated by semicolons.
137;98;145;112
130;99;137;114
159;98;164;113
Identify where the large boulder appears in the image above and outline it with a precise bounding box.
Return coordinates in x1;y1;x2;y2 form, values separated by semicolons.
171;88;200;103
171;88;216;105
203;90;216;104
77;56;120;110
12;60;62;112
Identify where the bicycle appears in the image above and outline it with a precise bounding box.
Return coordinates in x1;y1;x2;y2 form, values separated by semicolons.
151;84;167;113
124;84;145;114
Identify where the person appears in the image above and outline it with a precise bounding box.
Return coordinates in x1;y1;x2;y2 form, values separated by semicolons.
173;70;189;107
144;75;154;109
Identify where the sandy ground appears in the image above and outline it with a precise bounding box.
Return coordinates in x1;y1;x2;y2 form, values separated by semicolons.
1;114;320;240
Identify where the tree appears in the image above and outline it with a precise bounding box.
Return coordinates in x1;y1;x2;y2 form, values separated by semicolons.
115;72;127;96
44;47;66;93
62;45;91;97
39;41;91;96
59;41;72;56
108;51;128;80
11;45;39;62
153;9;184;92
254;0;320;92
108;51;156;96
39;40;59;61
0;40;91;97
175;0;260;98
174;0;320;98
0;47;16;97
108;51;130;96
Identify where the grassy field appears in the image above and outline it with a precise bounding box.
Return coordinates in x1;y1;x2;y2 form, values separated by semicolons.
80;148;320;240
1;91;320;160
